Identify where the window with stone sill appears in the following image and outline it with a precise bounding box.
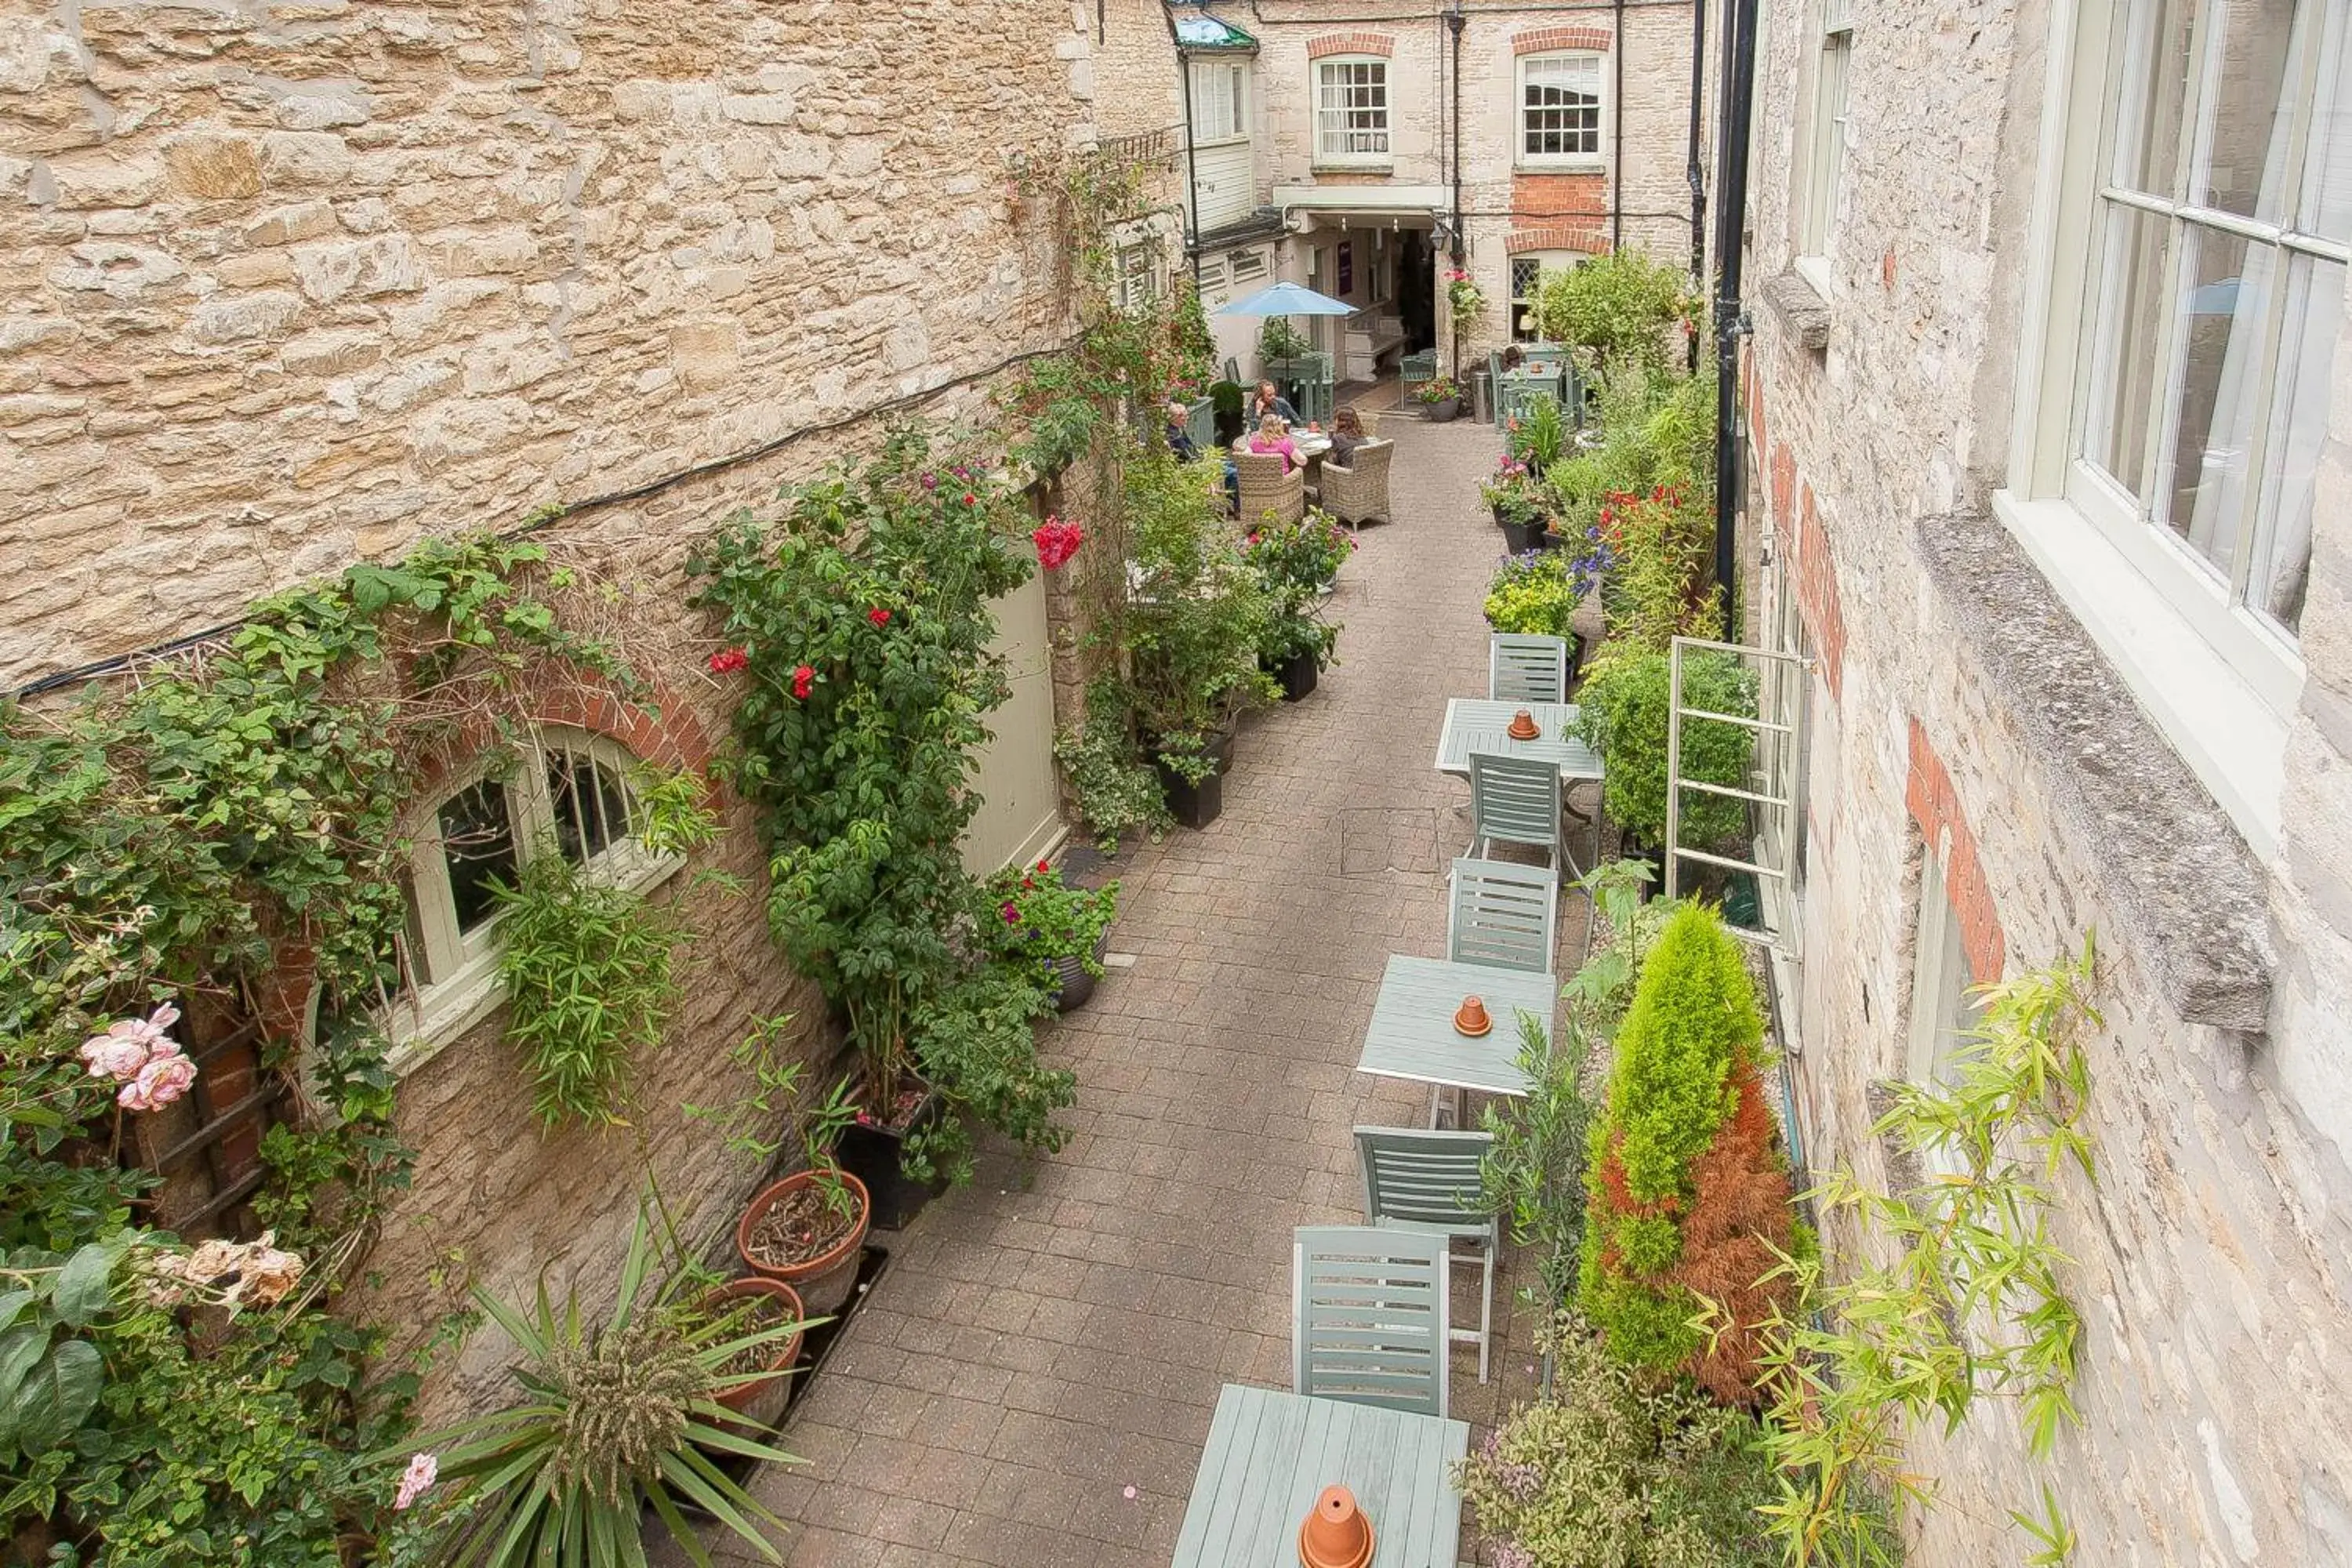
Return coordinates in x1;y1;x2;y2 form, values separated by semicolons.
1192;58;1251;145
1519;52;1606;169
383;729;681;1070
1316;57;1392;165
1509;250;1584;341
2006;0;2348;851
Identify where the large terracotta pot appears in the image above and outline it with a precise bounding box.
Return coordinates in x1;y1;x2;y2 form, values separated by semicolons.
700;1277;806;1432
736;1171;871;1317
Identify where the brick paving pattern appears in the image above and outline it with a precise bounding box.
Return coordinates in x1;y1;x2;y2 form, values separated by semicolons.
705;416;1582;1566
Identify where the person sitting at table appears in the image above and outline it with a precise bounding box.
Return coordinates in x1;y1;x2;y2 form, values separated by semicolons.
1249;379;1300;428
1324;405;1367;468
1246;413;1305;474
1499;343;1525;373
1164;401;1199;462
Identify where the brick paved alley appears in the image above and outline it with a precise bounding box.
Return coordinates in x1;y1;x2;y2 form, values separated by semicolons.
715;416;1579;1566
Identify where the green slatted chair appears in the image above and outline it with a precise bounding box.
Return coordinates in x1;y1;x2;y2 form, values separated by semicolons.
1447;857;1558;976
1489;633;1571;704
1291;1225;1450;1417
1353;1127;1500;1382
1468;750;1566;881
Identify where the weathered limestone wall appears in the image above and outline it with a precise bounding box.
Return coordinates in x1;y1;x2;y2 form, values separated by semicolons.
0;0;1097;688
1742;0;2352;1561
2;0;1100;1418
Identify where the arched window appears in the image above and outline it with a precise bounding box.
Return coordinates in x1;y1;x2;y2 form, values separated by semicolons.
388;729;681;1066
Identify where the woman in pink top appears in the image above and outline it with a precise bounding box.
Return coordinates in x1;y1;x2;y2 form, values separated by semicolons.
1246;414;1303;473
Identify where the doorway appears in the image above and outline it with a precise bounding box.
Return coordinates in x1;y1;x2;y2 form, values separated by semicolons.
1397;230;1436;353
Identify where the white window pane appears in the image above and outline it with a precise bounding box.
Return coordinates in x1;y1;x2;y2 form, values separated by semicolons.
2249;252;2343;633
1803;34;1851;254
2192;0;2300;222
2114;0;2196;194
2084;202;2173;501
2302;0;2352;241
2161;226;2274;577
438;780;517;934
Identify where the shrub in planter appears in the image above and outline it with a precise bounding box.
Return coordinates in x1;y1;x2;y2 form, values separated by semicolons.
394;1209;803;1565
1244;513;1348;700
1454;1310;1780;1568
1480;455;1543;532
1055;706;1173;851
977;859;1120;1007
906;960;1073;1185
1414;375;1462;419
1534;247;1699;390
1483;550;1580;641
1577;905;1795;1401
1571;650;1758;848
1504;393;1570;475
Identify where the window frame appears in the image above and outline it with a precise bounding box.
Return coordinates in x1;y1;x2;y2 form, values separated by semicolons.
1116;241;1163;315
1190;57;1251;147
1999;0;2342;861
1314;56;1392;168
1508;249;1582;341
1515;50;1608;172
383;728;682;1073
1904;843;1979;1178
1795;0;1854;292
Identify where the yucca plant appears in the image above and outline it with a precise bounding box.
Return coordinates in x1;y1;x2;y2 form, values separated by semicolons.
390;1213;806;1566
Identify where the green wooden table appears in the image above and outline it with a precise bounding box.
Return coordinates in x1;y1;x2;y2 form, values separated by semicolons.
1356;953;1549;1100
1171;1383;1468;1568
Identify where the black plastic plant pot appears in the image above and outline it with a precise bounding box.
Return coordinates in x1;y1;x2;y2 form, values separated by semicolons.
1500;517;1545;554
1423;397;1461;423
1156;761;1224;830
834;1090;949;1232
1272;649;1319;702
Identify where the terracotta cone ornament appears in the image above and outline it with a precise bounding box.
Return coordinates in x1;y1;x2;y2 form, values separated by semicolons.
1453;996;1493;1037
1298;1484;1375;1568
1506;707;1540;740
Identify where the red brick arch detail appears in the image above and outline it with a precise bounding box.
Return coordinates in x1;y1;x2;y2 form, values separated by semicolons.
1307;32;1396;59
1906;717;2007;985
1505;223;1610;256
1514;25;1613;54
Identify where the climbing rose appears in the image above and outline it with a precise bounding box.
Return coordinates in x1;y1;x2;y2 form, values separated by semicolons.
1033;517;1084;570
920;471;938;490
394;1452;437;1512
119;1051;196;1112
791;664;815;700
868;608;891;627
1036;858;1050;872
706;646;748;674
80;1004;180;1082
962;492;977;506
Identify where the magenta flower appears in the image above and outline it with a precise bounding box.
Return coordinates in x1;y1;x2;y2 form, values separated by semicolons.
920;471;938;490
1000;902;1021;924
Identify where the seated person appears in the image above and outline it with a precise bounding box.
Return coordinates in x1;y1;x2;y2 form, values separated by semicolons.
1245;414;1304;474
1164;401;1199;462
1248;379;1301;428
1499;343;1526;373
1325;405;1367;468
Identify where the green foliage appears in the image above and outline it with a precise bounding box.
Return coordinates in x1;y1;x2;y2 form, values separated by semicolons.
1243;513;1349;669
1573;652;1759;846
1561;858;1671;1031
1413;375;1461;405
1479;1011;1597;1308
1054;705;1172;851
1102;443;1277;768
1454;1312;1781;1568
0;1236;129;1468
1748;939;2100;1567
1580;906;1763;1377
1602;484;1719;653
393;1207;801;1567
1169;275;1218;390
1480;456;1546;529
1257;317;1311;362
1485;550;1581;641
1506;394;1571;471
902;962;1073;1187
688;428;1031;1102
492;850;683;1130
1536;248;1697;388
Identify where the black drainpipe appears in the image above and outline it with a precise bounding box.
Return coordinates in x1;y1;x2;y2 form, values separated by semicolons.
1686;0;1708;284
1610;0;1625;251
1168;7;1204;284
1710;0;1758;638
1447;0;1466;371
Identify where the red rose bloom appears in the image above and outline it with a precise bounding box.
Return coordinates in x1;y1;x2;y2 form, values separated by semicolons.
791;663;815;699
706;646;749;674
869;608;891;626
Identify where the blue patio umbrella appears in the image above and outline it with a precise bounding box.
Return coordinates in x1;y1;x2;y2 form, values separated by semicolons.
1213;281;1356;318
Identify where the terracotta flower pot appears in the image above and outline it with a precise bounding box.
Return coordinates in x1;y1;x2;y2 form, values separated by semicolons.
1298;1485;1374;1568
1507;709;1540;740
700;1277;806;1431
737;1171;871;1317
1454;996;1493;1037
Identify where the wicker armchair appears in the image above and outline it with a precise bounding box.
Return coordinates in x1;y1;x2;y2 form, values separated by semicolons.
1319;440;1392;532
1235;449;1305;525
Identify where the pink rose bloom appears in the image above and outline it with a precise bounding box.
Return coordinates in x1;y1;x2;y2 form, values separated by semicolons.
81;1025;151;1081
119;1051;197;1112
394;1451;437;1512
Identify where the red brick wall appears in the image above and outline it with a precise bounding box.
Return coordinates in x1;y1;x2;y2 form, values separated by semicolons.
1511;172;1607;224
1905;717;2007;985
1513;24;1613;53
1505;220;1611;255
1306;31;1394;58
1744;356;1845;702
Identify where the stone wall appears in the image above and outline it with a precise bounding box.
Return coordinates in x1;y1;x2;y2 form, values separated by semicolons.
2;0;1100;1418
1741;0;2352;1561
